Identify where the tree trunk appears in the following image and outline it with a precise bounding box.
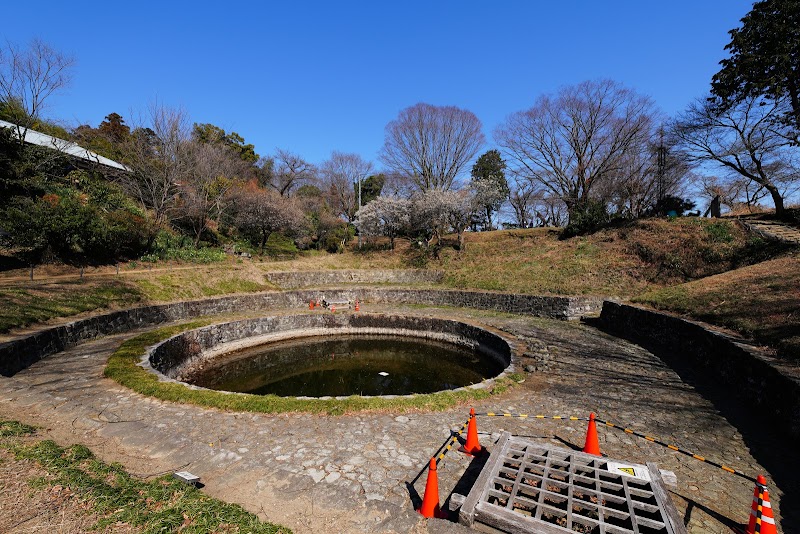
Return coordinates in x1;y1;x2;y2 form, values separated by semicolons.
260;229;268;255
786;75;800;136
765;184;785;217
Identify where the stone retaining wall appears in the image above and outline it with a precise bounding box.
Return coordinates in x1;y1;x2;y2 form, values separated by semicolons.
265;269;445;288
148;313;512;384
598;301;800;439
0;289;601;376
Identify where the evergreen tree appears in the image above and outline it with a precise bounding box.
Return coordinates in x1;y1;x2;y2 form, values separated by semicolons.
711;0;800;136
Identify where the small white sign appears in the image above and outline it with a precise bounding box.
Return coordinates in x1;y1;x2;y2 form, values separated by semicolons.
173;471;200;485
606;461;651;482
378;372;389;376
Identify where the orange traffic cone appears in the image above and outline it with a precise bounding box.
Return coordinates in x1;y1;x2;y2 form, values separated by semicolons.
747;475;777;534
417;458;447;519
355;299;360;311
459;408;483;456
309;300;315;310
582;412;601;456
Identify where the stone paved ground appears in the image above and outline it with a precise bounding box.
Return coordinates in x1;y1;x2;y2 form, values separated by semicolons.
0;304;797;534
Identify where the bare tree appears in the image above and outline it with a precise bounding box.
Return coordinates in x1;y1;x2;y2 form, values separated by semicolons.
508;175;568;228
270;149;316;197
672;95;797;216
176;141;250;246
508;178;537;228
599;132;692;218
695;174;753;213
356;196;411;249
232;183;306;254
320;151;374;222
380;171;415;198
0;39;74;143
380;103;484;191
495;80;657;222
535;195;568;227
410;188;478;251
121;103;192;229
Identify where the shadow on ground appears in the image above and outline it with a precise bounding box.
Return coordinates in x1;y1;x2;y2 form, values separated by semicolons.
588;320;799;534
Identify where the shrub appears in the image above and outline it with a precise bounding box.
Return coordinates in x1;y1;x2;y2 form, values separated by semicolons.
1;191;149;264
139;230;226;263
263;233;298;258
562;200;611;238
647;195;697;217
320;225;354;253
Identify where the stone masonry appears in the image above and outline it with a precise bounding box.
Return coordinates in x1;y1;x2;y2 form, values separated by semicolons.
0;289;602;377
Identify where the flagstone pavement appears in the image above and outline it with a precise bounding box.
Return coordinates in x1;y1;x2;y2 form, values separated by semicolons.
1;304;797;533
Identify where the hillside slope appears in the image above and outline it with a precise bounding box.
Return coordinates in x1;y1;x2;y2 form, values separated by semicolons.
1;218;794;340
438;218;786;296
634;254;800;360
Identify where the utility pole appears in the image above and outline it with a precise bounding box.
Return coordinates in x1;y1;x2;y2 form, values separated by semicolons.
656;128;667;210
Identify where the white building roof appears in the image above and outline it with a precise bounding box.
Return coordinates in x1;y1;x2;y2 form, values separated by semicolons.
0;119;129;171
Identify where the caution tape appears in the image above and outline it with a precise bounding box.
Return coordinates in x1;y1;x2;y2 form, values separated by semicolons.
593;416;756;483
408;419;469;486
474;410;755;482
476;412;586;421
434;420;469;463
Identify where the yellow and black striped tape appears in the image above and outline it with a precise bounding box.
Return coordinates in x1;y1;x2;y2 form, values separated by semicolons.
478;412;585;421
592;416;755;482
409;419;470;485
435;421;469;462
473;411;756;482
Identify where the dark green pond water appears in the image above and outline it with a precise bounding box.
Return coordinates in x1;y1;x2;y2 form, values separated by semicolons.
189;335;505;396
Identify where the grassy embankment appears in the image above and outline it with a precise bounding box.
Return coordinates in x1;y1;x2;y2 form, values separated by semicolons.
0;420;290;533
1;218;796;359
635;255;800;360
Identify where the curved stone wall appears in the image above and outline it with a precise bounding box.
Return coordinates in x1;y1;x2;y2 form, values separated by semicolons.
598;301;800;439
146;313;514;390
0;289;597;376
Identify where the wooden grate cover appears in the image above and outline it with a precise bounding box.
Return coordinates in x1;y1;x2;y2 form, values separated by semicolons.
458;432;686;534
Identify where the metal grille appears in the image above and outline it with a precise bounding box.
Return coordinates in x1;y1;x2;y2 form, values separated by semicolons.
459;433;686;534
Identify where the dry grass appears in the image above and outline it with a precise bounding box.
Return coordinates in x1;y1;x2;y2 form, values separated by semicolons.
1;218;793;342
0;281;142;336
436;218;784;296
634;254;800;360
0;446;125;533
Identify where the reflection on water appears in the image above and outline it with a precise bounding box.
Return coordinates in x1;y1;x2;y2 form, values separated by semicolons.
188;335;504;396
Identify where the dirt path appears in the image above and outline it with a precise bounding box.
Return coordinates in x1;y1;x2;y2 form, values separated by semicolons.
0;263;240;287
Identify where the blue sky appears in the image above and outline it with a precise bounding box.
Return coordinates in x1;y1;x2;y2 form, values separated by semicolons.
3;1;754;167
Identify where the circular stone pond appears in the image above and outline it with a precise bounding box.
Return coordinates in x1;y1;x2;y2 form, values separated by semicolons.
146;313;514;397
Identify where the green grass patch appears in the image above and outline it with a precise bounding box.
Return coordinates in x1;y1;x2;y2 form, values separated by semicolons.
133;275;270;302
199;278;269;297
105;322;518;415
3;433;289;533
0;420;36;437
0;282;142;334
